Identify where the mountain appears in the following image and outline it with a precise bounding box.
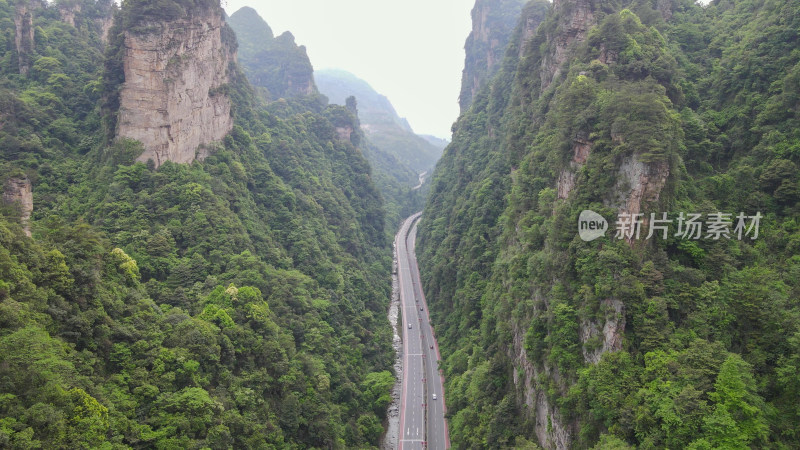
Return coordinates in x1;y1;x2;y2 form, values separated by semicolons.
228;9;430;232
227;6;316;100
315;69;445;173
458;0;530;112
104;0;234;167
0;0;394;447
418;0;800;447
420;134;449;152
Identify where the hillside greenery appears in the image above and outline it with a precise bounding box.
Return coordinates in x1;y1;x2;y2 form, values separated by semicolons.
418;0;800;448
227;7;316;101
0;0;394;448
229;11;433;232
314;69;443;229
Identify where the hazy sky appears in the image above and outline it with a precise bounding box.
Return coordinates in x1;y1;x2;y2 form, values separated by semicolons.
222;0;474;139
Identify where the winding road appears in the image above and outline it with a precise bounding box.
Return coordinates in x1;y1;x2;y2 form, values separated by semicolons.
396;213;449;450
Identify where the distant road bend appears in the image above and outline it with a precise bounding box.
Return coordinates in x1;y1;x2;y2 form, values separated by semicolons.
396;213;449;450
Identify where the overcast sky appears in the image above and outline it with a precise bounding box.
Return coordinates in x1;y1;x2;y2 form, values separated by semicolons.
222;0;474;139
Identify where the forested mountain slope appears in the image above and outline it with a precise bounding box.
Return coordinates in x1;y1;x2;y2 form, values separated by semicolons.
227;6;316;100
314;69;445;227
315;69;445;174
417;0;800;447
230;9;433;231
0;0;393;448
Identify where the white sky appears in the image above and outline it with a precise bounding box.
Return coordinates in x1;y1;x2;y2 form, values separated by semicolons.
222;0;474;139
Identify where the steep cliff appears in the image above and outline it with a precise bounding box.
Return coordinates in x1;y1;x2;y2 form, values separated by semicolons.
13;0;37;75
56;0;114;42
2;175;32;237
418;0;800;447
459;0;527;112
107;0;234;167
228;7;316;100
539;0;596;91
517;0;550;57
58;0;80;27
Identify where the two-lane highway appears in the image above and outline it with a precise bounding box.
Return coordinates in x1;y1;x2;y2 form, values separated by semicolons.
396;213;449;450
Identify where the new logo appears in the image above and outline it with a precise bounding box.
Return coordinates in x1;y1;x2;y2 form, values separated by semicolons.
578;210;608;242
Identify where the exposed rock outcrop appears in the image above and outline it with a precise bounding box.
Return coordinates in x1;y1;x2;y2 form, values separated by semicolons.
511;322;572;450
581;299;625;364
518;0;550;57
274;32;314;98
556;132;592;199
557;170;576;200
459;0;527;112
14;0;37;76
3;176;33;237
98;13;114;44
115;8;234;167
615;155;671;219
58;1;80;27
540;0;596;91
335;126;353;142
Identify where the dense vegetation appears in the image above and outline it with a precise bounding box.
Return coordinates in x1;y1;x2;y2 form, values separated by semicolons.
227;7;316;101
0;0;394;448
314;69;442;229
229;10;433;232
418;0;800;447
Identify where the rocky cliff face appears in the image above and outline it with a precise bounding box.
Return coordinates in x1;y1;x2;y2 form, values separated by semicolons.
540;0;596;91
518;0;550;57
3;176;33;237
512;322;572;449
115;8;233;167
58;1;80;27
459;0;527;112
53;0;115;43
616;156;670;219
274;32;314;98
98;13;113;44
13;0;38;75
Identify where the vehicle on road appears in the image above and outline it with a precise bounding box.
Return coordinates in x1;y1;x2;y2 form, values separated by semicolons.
430;345;434;349
408;323;412;329
432;394;437;400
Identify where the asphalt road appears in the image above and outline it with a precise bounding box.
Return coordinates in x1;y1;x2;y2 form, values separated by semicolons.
396;213;449;450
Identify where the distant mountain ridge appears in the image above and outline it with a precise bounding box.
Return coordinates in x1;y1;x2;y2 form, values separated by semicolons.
228;8;438;229
315;69;446;173
228;7;316;99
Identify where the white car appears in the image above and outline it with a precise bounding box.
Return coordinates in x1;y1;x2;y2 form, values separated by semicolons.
432;393;437;400
408;323;412;329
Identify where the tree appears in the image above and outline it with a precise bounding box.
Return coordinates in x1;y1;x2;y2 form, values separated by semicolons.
692;355;768;448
